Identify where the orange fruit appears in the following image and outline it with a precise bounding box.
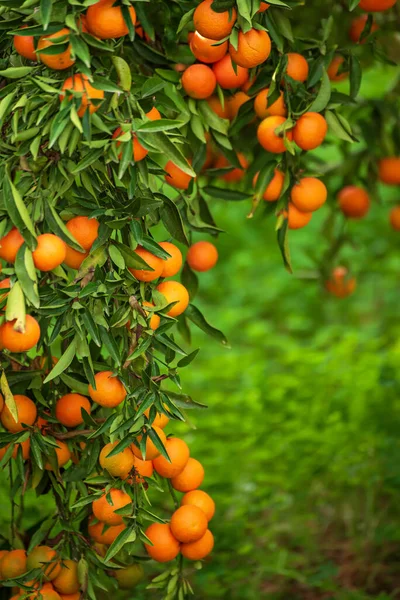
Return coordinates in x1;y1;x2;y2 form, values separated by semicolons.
0;549;9;577
27;546;61;581
258;1;270;10
327;56;348;81
52;560;79;595
171;457;204;492
214;152;248;183
37;28;74;70
14;28;37;61
1;315;40;354
55;393;91;428
359;0;396;10
164;161;194;190
159;242;182;278
390;206;400;230
212;54;249;89
99;442;135;477
1;549;27;579
129;247;163;282
88;518;126;545
227;91;250;120
325;266;356;298
153;437;190;478
112;107;161;162
142;301;160;331
257;115;293;153
132;454;154;482
293;112;328;151
156;281;190;317
63;246;88;269
290;177;327;212
60;74;104;118
190;31;228;63
113;563;144;589
65;216;99;251
59;594;80;600
284;203;312;230
349;15;378;42
1;394;37;432
254;88;286;119
186;241;218;272
182;64;216;99
206;95;230;119
0;438;30;462
378;157;400;185
32;234;66;272
92;489;132;525
229;29;271;68
88;371;126;408
253;169;284;202
131;425;167;460
0;392;3;412
193;0;237;41
338;185;370;218
170;505;208;543
86;0;136;38
44;441;72;471
181;529;214;560
143;406;169;428
285;53;309;82
181;490;215;521
144;523;180;562
0;228;24;263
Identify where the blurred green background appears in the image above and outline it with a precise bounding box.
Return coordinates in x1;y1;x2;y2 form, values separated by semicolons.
1;65;400;600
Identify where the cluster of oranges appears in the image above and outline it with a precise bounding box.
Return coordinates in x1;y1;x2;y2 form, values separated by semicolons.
0;212;219;352
0;545;81;600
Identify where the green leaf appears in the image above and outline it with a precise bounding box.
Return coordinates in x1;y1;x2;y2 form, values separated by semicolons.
144;132;195;177
185;304;229;346
112;56;132;92
70;35;91;68
43;338;76;383
198;101;229;136
177;349;199;368
202;186;252;201
308;68;331;113
274;10;294;42
109;245;125;269
104;525;136;563
0;67;34;79
15;245;40;309
44;201;84;252
99;327;121;366
40;0;53;30
177;7;195;34
4;173;37;246
71;148;104;173
181;263;198;299
276;219;292;273
59;373;89;396
348;0;360;10
158;196;189;246
325;110;358;143
1;371;17;422
236;0;252;26
349;55;362;99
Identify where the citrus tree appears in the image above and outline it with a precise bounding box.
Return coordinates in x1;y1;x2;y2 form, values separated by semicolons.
0;0;398;598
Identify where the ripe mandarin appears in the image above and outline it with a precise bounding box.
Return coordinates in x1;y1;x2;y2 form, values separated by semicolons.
212;54;249;89
86;0;137;38
99;442;135;478
190;31;228;63
164;161;193;190
153;437;190;478
293;112;328;151
55;393;91;428
257;115;293;153
60;74;104;118
170;505;208;543
181;529;214;560
285;203;312;230
156;281;190;317
129;247;163;282
181;490;215;521
1;394;37;433
159;242;183;278
182;64;216;99
253;169;284;202
0;228;24;263
131;426;167;460
88;371;126;408
338;186;370;218
290;177;327;212
186;241;218;272
32;234;66;272
171;457;205;492
144;523;180;562
37;28;74;70
254;88;286;119
92;489;131;526
193;0;237;40
229;29;271;68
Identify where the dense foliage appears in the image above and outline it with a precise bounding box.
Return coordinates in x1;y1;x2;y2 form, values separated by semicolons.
0;0;399;598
